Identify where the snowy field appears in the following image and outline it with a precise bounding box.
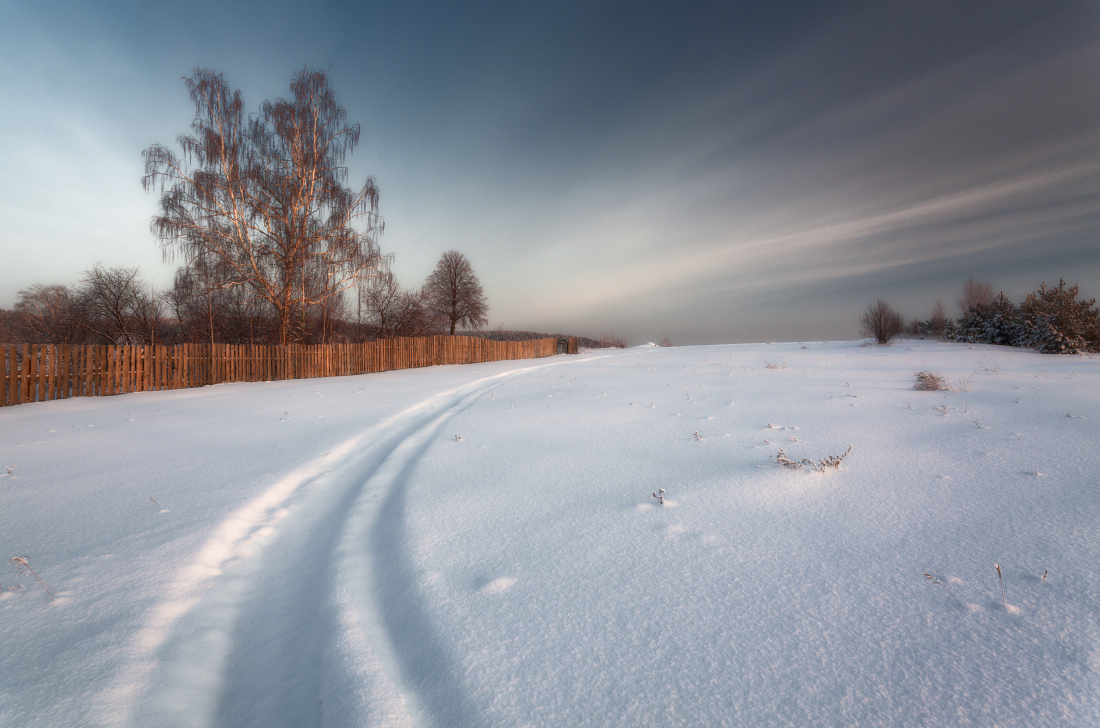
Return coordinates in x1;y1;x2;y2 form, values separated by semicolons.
1;340;1098;727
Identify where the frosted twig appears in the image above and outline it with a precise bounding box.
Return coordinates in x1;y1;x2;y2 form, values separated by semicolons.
923;573;963;607
777;444;852;471
9;556;55;601
776;449;813;469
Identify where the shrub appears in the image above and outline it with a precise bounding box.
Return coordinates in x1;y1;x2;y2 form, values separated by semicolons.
860;300;903;344
906;300;950;339
1017;280;1100;354
913;371;947;391
947;280;1100;354
597;333;627;348
947;292;1021;346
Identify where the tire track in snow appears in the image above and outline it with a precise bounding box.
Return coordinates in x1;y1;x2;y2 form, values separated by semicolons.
321;380;489;728
101;358;597;728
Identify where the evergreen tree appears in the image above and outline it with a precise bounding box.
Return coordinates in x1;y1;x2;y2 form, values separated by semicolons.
1017;280;1100;354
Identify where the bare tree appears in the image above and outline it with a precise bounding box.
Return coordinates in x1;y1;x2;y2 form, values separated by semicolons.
929;299;948;337
361;268;430;339
598;333;627;348
163;263;275;345
71;264;162;344
859;300;904;344
0;309;16;343
958;276;994;313
424;250;488;335
143;66;386;345
12;284;83;343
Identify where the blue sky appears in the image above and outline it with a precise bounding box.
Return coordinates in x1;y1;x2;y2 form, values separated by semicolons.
2;0;1098;343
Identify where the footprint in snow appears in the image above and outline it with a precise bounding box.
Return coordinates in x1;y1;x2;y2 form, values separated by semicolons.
479;577;516;594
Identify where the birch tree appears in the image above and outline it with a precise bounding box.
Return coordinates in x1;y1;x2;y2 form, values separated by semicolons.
143;66;385;344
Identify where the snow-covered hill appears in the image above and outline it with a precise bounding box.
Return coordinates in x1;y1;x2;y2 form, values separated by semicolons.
1;340;1097;727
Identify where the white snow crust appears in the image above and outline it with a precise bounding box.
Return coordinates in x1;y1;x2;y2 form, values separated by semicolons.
1;340;1097;727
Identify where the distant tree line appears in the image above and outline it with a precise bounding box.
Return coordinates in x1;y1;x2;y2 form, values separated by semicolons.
0;250;489;347
861;276;1100;354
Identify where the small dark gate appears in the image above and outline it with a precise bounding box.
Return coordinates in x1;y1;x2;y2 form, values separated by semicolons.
556;337;579;354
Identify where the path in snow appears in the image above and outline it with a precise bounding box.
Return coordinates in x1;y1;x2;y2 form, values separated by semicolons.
107;358;597;728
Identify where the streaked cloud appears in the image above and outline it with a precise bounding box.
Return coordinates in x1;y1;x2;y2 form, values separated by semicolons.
1;0;1097;343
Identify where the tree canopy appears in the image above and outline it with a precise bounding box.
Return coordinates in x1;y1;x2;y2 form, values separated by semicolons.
424;250;489;336
143;66;385;344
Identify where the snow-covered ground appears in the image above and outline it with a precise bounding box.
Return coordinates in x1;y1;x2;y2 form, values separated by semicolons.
1;340;1097;727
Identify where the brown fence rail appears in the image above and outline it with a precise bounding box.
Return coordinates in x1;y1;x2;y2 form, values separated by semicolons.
1;336;571;407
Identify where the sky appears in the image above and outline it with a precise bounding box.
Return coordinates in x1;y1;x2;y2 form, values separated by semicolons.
1;0;1098;344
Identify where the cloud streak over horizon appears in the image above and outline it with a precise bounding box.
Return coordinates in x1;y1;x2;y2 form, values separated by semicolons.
2;0;1098;344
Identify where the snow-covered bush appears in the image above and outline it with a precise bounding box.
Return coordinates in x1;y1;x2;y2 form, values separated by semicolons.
945;280;1099;354
947;293;1021;346
1017;280;1100;354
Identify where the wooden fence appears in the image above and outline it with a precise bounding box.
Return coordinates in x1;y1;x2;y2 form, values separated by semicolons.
0;336;571;407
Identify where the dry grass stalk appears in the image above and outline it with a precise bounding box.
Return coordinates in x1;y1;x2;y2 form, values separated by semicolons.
995;564;1006;608
950;376;974;393
818;445;853;470
9;556;55;601
914;371;947;391
923;573;963;607
776;450;814;469
652;488;665;505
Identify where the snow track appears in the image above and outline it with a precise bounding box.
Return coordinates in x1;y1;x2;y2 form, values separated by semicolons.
105;361;566;728
6;342;1098;727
